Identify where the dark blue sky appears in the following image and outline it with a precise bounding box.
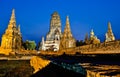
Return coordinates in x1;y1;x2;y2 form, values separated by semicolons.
0;0;120;44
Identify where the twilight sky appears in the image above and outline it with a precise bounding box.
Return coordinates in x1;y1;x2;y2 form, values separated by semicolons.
0;0;120;44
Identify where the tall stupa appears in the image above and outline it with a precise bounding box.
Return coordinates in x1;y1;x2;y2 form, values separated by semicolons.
105;22;115;42
1;9;22;50
60;16;76;49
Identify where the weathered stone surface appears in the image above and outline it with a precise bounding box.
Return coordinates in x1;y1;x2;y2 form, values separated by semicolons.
39;12;62;51
1;9;22;52
75;40;120;54
46;12;62;41
30;56;50;73
0;47;15;55
105;22;115;42
60;16;76;49
89;29;100;44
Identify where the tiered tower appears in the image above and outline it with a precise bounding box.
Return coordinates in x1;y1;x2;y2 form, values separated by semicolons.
46;12;62;41
60;16;76;49
105;22;115;42
40;12;62;51
1;9;22;50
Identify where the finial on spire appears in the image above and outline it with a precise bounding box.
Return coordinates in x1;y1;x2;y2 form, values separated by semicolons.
66;15;70;27
63;15;72;37
91;29;94;36
66;15;69;21
42;37;44;42
12;9;15;14
8;9;16;28
108;21;112;30
11;9;15;19
91;29;93;32
9;9;16;24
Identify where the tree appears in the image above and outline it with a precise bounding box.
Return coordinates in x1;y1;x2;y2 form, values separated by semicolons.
23;40;36;50
76;40;85;46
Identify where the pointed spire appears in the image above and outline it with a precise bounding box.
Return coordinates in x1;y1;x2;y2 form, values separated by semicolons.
64;16;71;33
90;29;94;36
42;37;44;43
9;9;16;28
108;22;112;32
60;16;76;49
12;9;15;16
66;16;69;23
63;16;73;38
105;22;115;42
65;16;70;29
10;9;16;23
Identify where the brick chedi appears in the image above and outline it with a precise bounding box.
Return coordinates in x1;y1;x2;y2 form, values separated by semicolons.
60;16;76;49
105;22;115;42
1;9;22;51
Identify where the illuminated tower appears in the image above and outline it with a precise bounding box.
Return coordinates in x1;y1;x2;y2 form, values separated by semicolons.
105;22;115;42
40;12;62;51
1;9;22;50
46;12;62;41
60;16;76;49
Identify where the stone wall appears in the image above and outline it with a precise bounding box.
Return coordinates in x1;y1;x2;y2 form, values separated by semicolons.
40;40;120;55
74;40;120;54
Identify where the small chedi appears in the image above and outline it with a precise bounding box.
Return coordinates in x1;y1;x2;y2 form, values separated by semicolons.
89;29;100;44
39;12;62;51
0;9;22;55
84;29;100;45
60;16;76;49
105;22;115;42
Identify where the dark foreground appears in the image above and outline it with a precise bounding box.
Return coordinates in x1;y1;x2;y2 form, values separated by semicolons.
0;54;120;77
45;54;120;65
31;62;85;77
0;60;85;77
0;60;33;77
